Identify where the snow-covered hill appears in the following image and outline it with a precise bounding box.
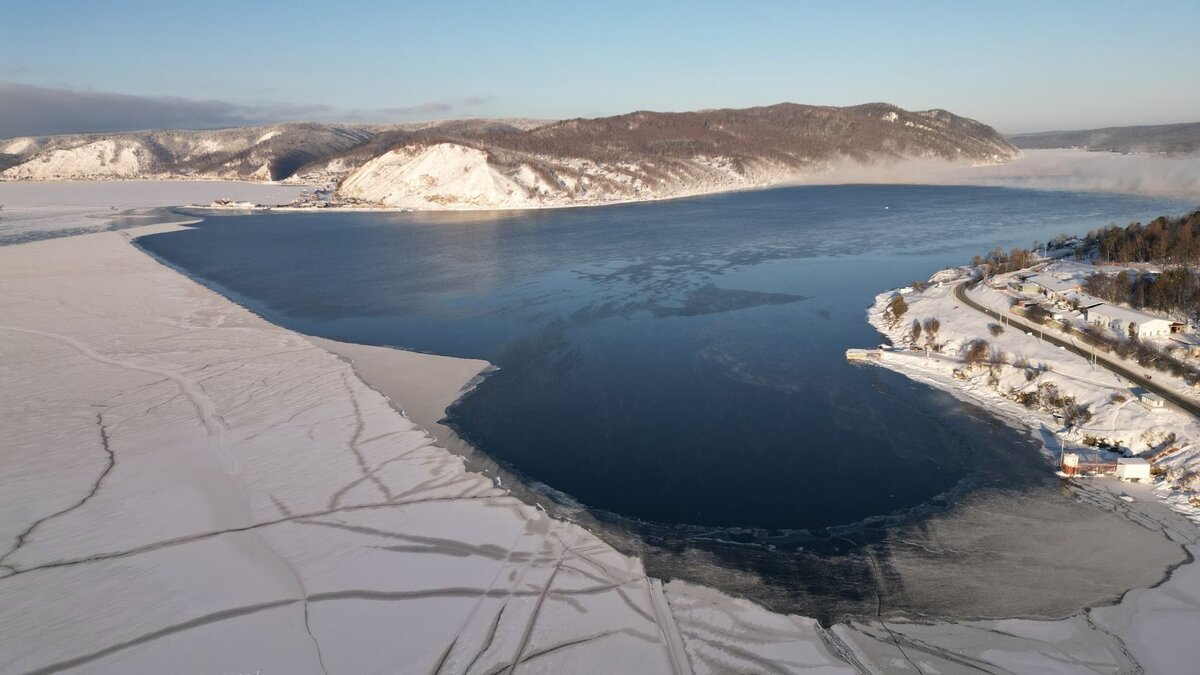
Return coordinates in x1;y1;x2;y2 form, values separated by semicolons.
3;139;147;179
1;103;1021;208
0;123;374;182
336;103;1019;208
336;142;785;209
339;144;536;208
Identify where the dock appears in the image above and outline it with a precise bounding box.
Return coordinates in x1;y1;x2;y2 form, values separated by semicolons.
846;349;883;362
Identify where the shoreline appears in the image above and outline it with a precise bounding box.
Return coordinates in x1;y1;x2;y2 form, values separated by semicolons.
140;205;1199;611
859;269;1200;522
127;216;1197;624
0;223;740;673
2;192;1199;670
134;220;1194;626
3;149;1195;221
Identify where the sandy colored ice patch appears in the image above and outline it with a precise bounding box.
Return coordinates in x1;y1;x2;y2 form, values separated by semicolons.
306;336;491;443
885;481;1187;619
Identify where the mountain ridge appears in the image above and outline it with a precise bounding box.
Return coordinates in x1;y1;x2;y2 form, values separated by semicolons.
1;102;1019;209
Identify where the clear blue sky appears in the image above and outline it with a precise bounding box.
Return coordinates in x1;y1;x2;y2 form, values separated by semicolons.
2;0;1198;133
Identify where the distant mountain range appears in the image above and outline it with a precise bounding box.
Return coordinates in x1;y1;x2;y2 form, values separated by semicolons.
1008;122;1200;154
0;103;1019;208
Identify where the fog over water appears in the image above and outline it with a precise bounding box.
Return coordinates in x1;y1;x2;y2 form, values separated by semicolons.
811;149;1200;200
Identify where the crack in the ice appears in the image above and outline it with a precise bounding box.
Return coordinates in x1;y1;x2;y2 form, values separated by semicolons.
303;598;329;675
327;453;455;510
451;523;541;675
837;537;924;675
557;559;657;624
677;629;796;675
465;604;507;674
303;579;650;605
815;623;871;674
505;555;565;674
227;352;327;411
512;628;657;669
892;538;968;557
240;397;329;443
20;599;299;675
269;494;294;518
329;371;393;508
880;630;1007;674
0;495;509;580
966;624;1117;670
300;519;521;561
0;324;235;474
431;634;458;675
0;410;116;569
1085;610;1144;674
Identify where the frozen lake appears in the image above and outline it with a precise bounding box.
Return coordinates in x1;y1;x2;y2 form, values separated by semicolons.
139;184;1195;619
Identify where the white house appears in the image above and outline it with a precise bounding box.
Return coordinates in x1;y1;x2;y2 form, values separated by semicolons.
1138;391;1166;411
1084;303;1172;339
1028;273;1082;301
1115;457;1152;482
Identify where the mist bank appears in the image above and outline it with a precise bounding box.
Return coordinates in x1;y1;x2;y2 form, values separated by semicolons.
805;148;1200;201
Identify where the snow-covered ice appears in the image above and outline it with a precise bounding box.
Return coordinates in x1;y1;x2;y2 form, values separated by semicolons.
2;188;1200;672
0;180;304;243
0;227;689;673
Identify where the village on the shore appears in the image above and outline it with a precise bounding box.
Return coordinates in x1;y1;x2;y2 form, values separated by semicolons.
854;232;1200;522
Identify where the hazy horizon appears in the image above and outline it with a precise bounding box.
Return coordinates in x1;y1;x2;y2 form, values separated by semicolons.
2;0;1198;138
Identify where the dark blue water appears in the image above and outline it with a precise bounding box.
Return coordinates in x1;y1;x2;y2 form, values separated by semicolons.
141;185;1193;536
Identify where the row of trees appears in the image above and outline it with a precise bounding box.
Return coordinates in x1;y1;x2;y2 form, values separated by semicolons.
970;246;1038;276
1046;209;1200;321
963;210;1200;285
1083;266;1200;321
1081;210;1200;264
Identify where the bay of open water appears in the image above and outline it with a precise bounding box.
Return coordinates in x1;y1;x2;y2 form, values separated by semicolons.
141;184;1194;619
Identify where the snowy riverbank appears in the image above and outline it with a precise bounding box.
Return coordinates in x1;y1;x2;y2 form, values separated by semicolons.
1;219;880;673
2;185;1199;672
863;266;1200;518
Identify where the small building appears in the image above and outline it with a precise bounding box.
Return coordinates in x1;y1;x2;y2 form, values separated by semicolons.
1115;457;1152;482
1061;452;1080;476
1065;292;1105;310
1084;303;1173;339
1138;391;1166;411
1028;274;1082;301
1169;333;1200;357
1010;279;1040;294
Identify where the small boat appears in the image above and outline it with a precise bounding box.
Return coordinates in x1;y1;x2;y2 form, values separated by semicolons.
1118;493;1135;503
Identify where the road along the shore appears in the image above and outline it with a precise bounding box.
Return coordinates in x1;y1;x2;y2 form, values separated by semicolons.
954;280;1200;418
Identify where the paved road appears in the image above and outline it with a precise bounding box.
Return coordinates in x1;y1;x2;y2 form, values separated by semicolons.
953;281;1200;418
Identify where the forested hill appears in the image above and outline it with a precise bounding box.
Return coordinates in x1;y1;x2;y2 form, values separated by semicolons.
1009;122;1200;154
1082;209;1200;263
